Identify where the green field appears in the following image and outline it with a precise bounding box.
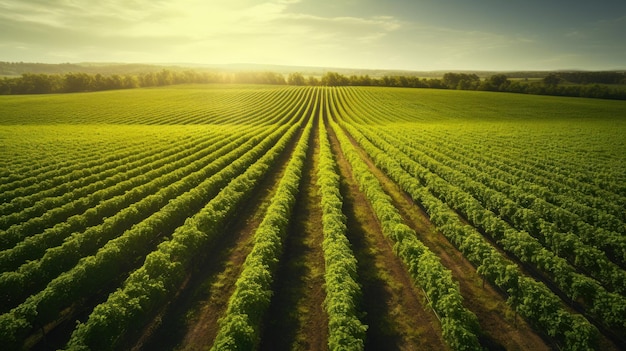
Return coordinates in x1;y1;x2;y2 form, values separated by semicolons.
1;85;625;350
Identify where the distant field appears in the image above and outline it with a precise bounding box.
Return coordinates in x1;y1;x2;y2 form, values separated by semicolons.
1;85;625;350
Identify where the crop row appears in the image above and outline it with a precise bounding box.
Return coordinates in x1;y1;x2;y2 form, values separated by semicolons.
0;133;171;208
359;121;625;331
411;126;626;233
344;87;626;216
339;87;626;268
0;88;313;245
0;88;316;349
1;85;623;350
317;103;367;350
0;127;214;221
64;89;315;350
329;87;601;349
0;129;160;190
0;124;272;312
1;87;314;251
211;94;315;350
382;129;626;292
0;127;235;247
0;87;310;205
327;89;483;350
397;128;626;251
344;86;626;224
0;85;308;125
333;87;626;335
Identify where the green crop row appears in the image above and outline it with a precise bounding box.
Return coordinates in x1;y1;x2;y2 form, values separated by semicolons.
0;127;246;272
0;127;234;251
334;101;601;349
334;86;626;332
64;88;315;351
62;127;302;349
327;88;483;351
318;108;367;350
211;94;315;350
380;129;626;295
0;124;270;312
0;112;302;349
0;85;306;125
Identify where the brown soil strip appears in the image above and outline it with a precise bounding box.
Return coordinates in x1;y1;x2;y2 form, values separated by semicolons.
259;116;328;351
341;125;552;351
132;124;304;351
327;122;448;351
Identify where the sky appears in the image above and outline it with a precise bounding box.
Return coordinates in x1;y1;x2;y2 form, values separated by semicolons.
0;0;625;71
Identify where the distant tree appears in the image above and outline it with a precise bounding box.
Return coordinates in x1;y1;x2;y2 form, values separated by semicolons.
106;74;124;89
425;78;445;89
307;76;319;86
480;74;510;91
157;69;173;86
122;75;139;89
64;72;93;92
287;72;306;85
0;78;13;94
359;74;373;86
442;73;480;90
321;72;349;86
14;73;62;94
378;75;393;87
139;72;157;87
543;73;561;87
261;71;285;85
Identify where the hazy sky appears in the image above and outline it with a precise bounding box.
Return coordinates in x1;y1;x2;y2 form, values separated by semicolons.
1;0;625;71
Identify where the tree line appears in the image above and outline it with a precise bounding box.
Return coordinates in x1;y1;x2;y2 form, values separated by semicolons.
2;69;625;100
303;72;626;100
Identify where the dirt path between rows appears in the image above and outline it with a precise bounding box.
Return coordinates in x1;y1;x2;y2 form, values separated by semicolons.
327;121;448;351
340;124;552;351
259;115;328;351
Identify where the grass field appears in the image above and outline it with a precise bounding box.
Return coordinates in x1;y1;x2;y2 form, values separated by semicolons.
1;85;625;350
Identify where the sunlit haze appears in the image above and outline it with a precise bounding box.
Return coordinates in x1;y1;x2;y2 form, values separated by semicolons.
1;0;625;71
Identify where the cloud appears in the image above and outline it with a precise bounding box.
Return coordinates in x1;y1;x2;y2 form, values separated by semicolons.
0;0;623;69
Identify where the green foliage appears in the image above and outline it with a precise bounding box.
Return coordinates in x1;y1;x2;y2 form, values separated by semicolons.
318;115;367;350
211;104;314;350
0;128;264;311
330;86;618;349
442;73;480;90
1;85;624;349
328;88;483;350
65;118;306;350
287;72;306;86
543;73;561;87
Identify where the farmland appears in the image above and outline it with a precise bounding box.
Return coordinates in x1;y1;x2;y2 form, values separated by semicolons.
0;85;625;350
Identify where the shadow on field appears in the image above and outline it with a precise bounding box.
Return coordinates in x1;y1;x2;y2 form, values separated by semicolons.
339;175;405;350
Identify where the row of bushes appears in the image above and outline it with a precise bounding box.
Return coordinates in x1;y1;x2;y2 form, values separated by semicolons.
317;113;367;350
338;108;600;349
366;126;626;331
63;116;306;350
211;101;315;349
0;128;261;312
0;116;299;349
327;90;483;350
